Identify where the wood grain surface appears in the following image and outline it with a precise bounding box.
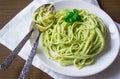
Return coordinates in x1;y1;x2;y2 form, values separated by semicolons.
0;0;120;79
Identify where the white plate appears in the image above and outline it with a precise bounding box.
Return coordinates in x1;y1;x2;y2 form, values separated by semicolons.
31;0;120;77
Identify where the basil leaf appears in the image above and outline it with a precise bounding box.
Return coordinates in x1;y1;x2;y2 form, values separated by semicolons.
65;9;82;23
73;9;79;14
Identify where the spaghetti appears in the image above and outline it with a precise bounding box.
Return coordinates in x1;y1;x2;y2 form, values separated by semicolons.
33;7;107;69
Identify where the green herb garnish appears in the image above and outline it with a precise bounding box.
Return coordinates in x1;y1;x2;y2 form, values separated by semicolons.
65;9;82;23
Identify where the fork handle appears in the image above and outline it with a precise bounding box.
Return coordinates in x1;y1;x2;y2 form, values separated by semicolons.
18;31;40;79
0;29;33;70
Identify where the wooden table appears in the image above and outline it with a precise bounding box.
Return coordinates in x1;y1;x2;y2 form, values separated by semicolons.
0;0;120;79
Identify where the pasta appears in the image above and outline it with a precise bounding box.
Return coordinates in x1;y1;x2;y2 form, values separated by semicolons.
33;6;107;69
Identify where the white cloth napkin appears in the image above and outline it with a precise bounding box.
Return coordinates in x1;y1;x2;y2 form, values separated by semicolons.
0;0;120;79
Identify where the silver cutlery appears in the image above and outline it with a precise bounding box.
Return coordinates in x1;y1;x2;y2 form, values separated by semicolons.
0;29;34;70
18;30;41;79
18;3;55;79
0;3;54;79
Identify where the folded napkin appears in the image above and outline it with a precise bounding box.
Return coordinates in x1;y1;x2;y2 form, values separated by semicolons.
0;0;120;79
